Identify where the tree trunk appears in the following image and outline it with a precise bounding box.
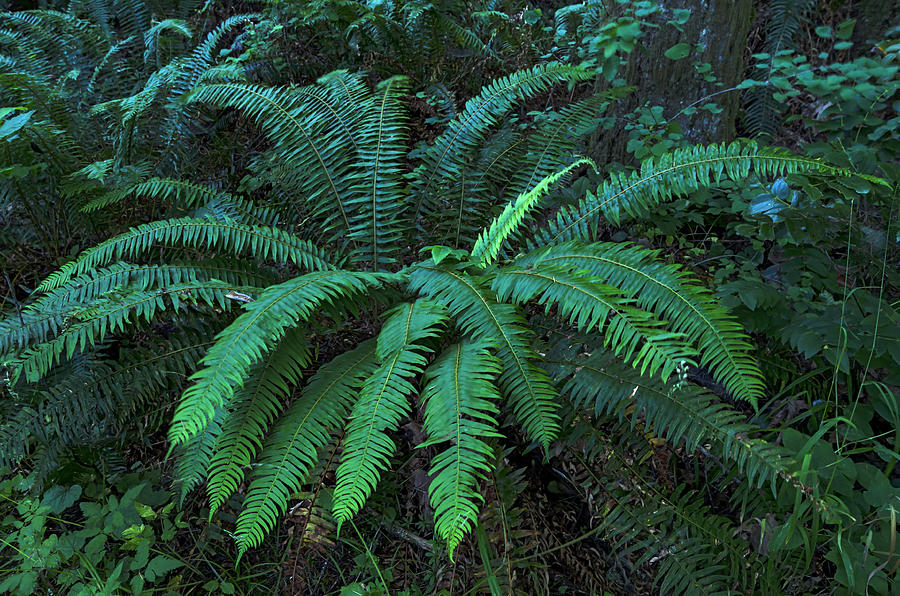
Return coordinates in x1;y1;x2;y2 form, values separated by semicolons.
594;0;754;165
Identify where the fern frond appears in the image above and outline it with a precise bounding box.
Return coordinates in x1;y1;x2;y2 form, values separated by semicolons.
235;340;378;556
8;280;244;384
157;14;261;169
168;270;398;447
556;352;790;491
503;91;627;202
445;124;523;248
206;328;310;513
36;217;336;292
350;75;410;269
408;265;560;447
471;158;595;266
421;340;502;558
538;141;859;244
595;487;738;595
143;19;192;65
515;241;764;405
412;63;592;222
333;299;449;525
185;82;362;243
175;405;226;504
494;264;694;382
80;177;227;212
1;261;271;353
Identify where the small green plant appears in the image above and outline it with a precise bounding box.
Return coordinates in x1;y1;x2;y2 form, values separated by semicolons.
0;471;190;595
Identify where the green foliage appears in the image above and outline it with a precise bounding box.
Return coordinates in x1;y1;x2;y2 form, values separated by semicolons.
2;2;898;594
0;472;188;595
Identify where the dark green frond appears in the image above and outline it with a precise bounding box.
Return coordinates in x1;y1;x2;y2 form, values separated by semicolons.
412;63;593;223
36;217;337;292
81;177;227;213
8;280;243;384
186;82;362;243
340;75;410;269
555;352;790;491
503;90;628;202
1;260;272;353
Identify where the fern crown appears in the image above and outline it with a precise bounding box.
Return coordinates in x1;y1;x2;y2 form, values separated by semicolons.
1;34;869;558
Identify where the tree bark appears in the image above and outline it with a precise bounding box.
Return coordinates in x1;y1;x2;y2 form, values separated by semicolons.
594;0;754;165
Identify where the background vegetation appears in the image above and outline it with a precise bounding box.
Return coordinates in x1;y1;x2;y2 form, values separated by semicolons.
0;1;897;594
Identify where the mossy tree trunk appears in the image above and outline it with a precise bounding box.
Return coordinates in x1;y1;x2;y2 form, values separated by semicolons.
595;0;754;164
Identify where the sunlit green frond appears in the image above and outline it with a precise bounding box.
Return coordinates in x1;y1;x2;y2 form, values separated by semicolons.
169;270;397;448
333;299;449;525
515;241;764;405
206;329;310;513
421;340;502;557
408;265;560;447
471;158;595;266
235;340;378;556
36;217;336;292
538;141;871;244
494;264;694;382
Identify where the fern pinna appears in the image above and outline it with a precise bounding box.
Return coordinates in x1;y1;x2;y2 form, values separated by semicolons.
0;59;867;567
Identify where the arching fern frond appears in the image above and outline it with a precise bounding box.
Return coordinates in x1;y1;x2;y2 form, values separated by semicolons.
493;264;694;382
333;299;449;526
555;352;790;492
515;241;764;405
408;265;560;447
412;63;593;223
8;280;244;384
0;260;272;353
421;339;502;558
80;177;227;213
503;90;628;202
235;340;378;556
471;158;595;267
37;217;336;292
169;270;398;448
185;82;362;244
143;19;192;66
206;328;310;513
538;141;866;244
